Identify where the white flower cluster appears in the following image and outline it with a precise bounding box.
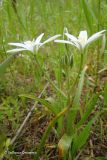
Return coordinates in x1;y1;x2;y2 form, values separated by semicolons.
7;29;106;54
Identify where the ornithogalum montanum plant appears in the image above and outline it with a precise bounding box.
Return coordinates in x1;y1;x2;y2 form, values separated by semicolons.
7;33;61;54
4;29;106;160
7;33;66;97
55;30;106;51
55;29;106;84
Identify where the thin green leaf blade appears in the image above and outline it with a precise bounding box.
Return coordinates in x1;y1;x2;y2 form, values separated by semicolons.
71;114;99;157
20;94;57;114
81;0;97;33
76;94;99;128
67;66;88;134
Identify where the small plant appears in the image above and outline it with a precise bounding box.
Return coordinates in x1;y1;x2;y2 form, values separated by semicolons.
0;1;106;159
5;28;105;160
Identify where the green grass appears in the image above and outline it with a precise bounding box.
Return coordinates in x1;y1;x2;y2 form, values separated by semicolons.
0;0;107;159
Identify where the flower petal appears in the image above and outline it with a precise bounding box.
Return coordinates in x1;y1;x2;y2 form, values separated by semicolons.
65;33;78;42
78;31;88;40
86;30;106;46
24;41;33;46
8;42;26;48
65;33;82;49
42;35;61;45
78;30;88;48
24;41;35;52
7;48;27;53
34;33;44;44
65;33;81;49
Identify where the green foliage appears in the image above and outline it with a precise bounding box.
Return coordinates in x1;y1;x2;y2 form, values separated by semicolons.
0;0;106;159
76;94;99;128
80;0;97;33
71;115;98;157
66;65;88;134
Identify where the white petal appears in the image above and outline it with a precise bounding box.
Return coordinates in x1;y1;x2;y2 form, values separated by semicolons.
8;42;26;48
55;39;81;50
78;31;88;41
86;30;106;46
78;30;88;48
42;35;61;45
7;48;27;53
34;33;44;44
65;33;78;42
73;42;81;50
65;33;81;49
24;41;35;52
24;41;33;46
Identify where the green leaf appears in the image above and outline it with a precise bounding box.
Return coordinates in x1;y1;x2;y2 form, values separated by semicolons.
58;134;72;158
67;66;88;134
74;65;88;106
20;94;57;114
71;114;99;157
81;0;97;33
35;107;69;159
76;94;99;128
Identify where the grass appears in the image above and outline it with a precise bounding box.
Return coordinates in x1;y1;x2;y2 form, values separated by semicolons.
0;0;107;159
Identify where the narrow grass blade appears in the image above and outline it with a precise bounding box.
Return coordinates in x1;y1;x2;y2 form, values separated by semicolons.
71;113;99;157
76;94;99;128
20;94;58;114
67;66;88;134
74;66;88;106
81;0;97;33
35;107;69;159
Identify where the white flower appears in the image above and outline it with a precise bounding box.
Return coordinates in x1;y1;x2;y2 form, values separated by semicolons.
7;33;61;53
55;30;106;51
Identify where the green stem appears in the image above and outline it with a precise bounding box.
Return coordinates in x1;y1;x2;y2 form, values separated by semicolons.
66;52;84;134
69;51;84;99
66;65;70;103
96;0;101;86
64;44;71;103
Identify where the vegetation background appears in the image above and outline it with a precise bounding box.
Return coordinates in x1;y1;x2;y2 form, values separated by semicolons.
0;0;107;159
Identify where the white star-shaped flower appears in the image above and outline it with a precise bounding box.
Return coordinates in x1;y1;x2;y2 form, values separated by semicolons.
55;30;106;51
7;33;61;53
